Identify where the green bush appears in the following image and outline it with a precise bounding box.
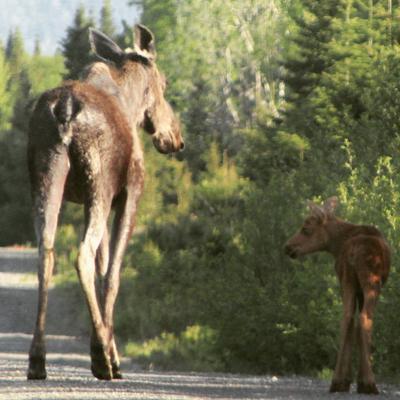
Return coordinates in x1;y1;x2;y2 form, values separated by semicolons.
125;325;222;371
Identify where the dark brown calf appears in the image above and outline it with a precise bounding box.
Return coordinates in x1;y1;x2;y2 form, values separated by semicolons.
27;25;183;380
284;197;390;394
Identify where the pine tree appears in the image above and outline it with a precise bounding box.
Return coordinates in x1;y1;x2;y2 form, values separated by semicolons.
5;28;26;72
283;0;342;100
132;0;177;49
4;27;30;131
0;49;12;132
61;5;95;80
100;0;116;38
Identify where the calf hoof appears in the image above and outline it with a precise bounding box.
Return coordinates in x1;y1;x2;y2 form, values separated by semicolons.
27;356;47;380
357;382;379;395
91;345;113;380
112;363;123;379
329;380;351;393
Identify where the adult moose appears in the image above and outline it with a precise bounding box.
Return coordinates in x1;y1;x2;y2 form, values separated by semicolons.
284;197;390;395
27;25;183;380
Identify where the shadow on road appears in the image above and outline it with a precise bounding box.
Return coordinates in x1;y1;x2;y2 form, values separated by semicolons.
0;248;399;399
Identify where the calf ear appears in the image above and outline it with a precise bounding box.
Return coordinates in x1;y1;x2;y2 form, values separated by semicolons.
323;196;339;215
89;28;124;64
308;201;326;223
134;24;156;59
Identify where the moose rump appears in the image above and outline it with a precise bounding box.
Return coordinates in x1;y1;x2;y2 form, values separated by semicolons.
29;82;134;205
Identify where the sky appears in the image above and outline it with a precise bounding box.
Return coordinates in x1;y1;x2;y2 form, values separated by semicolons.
0;0;140;55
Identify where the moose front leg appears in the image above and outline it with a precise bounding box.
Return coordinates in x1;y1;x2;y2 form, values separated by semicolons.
330;285;356;393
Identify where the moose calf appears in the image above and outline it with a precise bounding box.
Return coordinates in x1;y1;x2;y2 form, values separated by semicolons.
284;197;390;394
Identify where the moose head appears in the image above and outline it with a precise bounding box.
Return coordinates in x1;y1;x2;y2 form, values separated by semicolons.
89;24;184;154
284;196;339;258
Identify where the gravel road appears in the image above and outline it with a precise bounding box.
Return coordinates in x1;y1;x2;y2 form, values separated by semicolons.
1;247;400;400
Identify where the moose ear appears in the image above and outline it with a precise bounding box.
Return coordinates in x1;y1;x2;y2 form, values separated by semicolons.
323;196;339;215
134;24;156;59
307;200;326;222
89;28;124;64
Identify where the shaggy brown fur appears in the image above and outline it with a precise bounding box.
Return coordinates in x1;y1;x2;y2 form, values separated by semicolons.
284;197;390;394
27;25;183;381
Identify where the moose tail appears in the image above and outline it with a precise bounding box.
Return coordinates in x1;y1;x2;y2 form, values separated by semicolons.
51;89;82;145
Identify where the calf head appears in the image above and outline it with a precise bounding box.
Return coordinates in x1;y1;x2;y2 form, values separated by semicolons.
284;196;339;258
89;25;184;154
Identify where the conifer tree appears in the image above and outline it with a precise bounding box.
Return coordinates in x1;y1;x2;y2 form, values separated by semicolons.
100;0;116;38
61;5;95;79
284;0;342;100
0;49;12;132
5;28;26;73
4;28;31;131
131;0;177;49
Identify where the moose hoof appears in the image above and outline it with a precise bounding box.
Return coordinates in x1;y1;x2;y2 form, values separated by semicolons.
91;345;113;380
27;356;47;380
112;363;123;379
357;382;379;395
91;363;113;380
329;380;351;393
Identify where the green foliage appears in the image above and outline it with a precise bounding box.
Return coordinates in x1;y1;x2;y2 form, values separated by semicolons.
134;0;285;178
0;129;33;244
125;325;223;371
0;50;12;131
28;54;66;97
100;0;116;37
0;26;65;245
61;5;95;80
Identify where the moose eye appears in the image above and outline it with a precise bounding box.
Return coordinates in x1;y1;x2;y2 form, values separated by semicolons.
301;227;312;236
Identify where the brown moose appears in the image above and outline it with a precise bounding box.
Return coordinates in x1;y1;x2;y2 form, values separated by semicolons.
284;197;390;394
27;25;183;380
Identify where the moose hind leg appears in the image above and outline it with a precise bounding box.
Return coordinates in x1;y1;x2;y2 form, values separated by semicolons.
104;189;140;379
95;229;109;312
93;229;122;378
77;197;113;380
28;148;69;379
357;286;379;395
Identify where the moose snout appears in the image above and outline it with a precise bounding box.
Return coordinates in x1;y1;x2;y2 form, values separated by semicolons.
284;243;298;259
180;141;185;151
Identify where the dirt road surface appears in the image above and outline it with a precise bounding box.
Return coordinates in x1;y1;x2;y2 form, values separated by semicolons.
0;247;400;400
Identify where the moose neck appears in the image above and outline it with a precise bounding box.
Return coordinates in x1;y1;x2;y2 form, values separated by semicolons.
83;61;150;129
324;218;359;259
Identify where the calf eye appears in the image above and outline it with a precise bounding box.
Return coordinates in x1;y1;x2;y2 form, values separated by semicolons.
301;227;312;236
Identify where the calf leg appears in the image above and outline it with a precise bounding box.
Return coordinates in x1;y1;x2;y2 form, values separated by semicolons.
330;285;356;392
77;197;112;380
28;148;69;379
357;286;379;394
